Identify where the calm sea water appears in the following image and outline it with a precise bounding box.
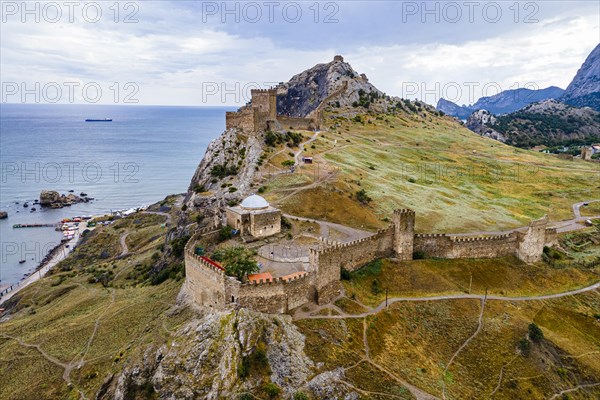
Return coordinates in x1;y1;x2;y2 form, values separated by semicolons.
0;104;232;287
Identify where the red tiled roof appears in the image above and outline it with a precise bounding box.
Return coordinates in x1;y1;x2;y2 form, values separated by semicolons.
247;272;273;283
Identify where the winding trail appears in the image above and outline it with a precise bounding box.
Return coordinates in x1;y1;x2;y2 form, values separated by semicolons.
282;213;371;243
442;296;486;400
295;281;600;320
547;382;600;400
118;232;130;257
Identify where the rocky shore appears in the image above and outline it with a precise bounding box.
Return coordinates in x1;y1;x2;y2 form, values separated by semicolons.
39;190;94;208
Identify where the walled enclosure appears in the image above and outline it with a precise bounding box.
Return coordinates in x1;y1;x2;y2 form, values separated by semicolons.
185;210;553;313
225;89;320;133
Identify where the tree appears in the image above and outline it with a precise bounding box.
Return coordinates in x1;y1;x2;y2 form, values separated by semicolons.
528;323;544;343
221;246;259;282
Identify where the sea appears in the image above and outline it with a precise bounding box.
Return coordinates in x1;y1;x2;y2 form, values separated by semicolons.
0;104;234;288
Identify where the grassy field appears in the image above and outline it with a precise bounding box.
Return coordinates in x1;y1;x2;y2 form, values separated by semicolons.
261;109;599;232
0;211;188;400
342;255;600;307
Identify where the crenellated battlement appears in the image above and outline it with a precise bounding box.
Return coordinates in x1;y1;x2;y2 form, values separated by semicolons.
394;208;415;216
450;234;514;243
415;233;447;238
242;272;309;286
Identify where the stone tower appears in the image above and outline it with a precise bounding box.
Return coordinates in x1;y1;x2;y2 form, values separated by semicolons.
393;209;415;260
516;216;548;263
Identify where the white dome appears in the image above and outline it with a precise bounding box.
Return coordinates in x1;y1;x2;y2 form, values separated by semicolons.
240;194;269;210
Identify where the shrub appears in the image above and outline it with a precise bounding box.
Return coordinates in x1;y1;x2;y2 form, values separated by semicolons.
170;235;190;258
371;279;382;295
528;323;544;343
518;338;531;356
355;189;372;204
294;392;309;400
219;226;233;242
262;383;281;398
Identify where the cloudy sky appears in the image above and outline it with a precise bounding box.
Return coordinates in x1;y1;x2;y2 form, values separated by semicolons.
1;1;598;106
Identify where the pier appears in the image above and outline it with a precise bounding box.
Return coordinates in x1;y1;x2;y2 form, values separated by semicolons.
12;223;57;229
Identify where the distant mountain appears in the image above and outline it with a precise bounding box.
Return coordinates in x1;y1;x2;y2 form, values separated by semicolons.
437;86;564;118
469;99;600;148
561;43;600;111
436;98;473;119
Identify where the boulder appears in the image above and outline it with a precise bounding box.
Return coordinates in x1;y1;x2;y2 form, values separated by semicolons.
0;211;7;219
40;190;61;206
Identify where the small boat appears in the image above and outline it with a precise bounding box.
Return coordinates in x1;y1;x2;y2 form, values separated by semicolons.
19;260;26;264
85;118;112;122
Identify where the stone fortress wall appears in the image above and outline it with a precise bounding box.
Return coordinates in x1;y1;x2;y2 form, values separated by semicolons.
225;88;320;133
185;209;554;314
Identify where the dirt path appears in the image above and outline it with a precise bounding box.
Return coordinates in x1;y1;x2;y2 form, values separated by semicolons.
295;281;600;321
119;232;130;257
547;382;600;400
442;296;486;399
282;213;372;243
294;130;320;165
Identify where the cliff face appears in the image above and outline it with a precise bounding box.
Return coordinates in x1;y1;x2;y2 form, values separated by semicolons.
472;99;600;147
99;308;358;400
561;43;600;111
465;110;506;142
276;57;384;117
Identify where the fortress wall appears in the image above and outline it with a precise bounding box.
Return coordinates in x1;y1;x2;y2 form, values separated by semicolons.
185;252;226;309
276;115;318;131
225;108;254;132
413;234;454;258
516;217;548;263
414;233;518;259
235;273;314;314
544;227;558;247
312;227;395;303
449;234;517;258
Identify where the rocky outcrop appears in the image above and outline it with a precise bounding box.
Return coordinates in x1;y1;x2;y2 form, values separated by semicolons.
562;43;600;111
466;110;506;142
39;190;92;208
0;211;7;219
276;57;387;118
102;308;324;400
469;99;600;148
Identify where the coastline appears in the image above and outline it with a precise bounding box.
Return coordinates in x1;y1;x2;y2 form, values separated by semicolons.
0;219;94;306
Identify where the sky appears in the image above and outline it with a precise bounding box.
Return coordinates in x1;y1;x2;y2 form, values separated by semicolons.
1;0;599;106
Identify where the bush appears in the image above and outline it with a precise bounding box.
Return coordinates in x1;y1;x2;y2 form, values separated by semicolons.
262;383;281;398
528;323;544;343
294;392;309;400
219;226;233;242
170;235;190;258
281;216;292;229
371;279;382;295
355;189;372;204
518;338;530;356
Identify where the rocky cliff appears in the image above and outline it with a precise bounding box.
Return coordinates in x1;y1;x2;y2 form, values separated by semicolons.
98;308;360;400
465;109;506;142
561;43;600;111
473;99;600;148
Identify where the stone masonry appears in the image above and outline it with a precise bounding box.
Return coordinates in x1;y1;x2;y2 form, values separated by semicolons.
184;209;553;314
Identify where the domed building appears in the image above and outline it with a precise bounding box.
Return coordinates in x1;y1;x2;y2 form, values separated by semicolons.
225;194;281;239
